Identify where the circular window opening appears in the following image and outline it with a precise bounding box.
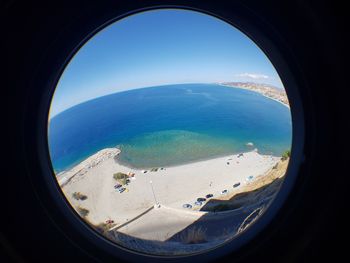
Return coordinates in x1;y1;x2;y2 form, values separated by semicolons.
47;9;293;257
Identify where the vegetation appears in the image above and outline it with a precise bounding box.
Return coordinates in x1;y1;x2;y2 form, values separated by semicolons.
179;226;207;244
113;172;128;185
77;206;89;217
72;192;88;200
281;149;291;161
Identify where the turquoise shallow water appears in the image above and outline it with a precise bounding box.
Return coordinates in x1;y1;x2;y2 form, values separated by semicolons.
117;130;245;168
48;83;292;172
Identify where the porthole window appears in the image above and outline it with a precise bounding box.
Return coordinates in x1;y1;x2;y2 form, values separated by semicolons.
47;8;295;258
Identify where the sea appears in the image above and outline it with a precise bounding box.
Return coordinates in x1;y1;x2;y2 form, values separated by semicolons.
48;83;292;174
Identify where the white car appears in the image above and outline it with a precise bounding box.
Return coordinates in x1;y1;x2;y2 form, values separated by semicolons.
246;175;254;181
194;201;202;206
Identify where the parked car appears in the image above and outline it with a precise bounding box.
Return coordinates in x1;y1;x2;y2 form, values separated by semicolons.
119;187;126;193
105;219;114;224
114;184;122;189
197;197;206;202
246;175;254;181
221;189;228;195
205;194;213;198
182;204;192;209
194;201;202;206
233;182;241;188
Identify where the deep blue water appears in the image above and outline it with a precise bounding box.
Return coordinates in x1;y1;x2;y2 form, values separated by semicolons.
48;84;292;173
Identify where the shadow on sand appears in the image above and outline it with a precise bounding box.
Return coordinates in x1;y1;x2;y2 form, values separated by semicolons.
167;177;284;244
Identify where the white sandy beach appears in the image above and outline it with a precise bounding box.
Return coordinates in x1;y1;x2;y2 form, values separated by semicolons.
59;148;280;229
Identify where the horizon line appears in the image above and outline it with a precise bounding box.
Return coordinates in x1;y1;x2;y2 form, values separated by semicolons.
49;81;284;120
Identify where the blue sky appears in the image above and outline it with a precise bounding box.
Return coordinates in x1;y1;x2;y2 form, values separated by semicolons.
50;9;284;117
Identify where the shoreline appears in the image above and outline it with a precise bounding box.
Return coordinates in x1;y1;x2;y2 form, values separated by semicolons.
57;148;121;186
218;83;290;109
56;143;281;177
57;146;280;185
115;147;279;171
